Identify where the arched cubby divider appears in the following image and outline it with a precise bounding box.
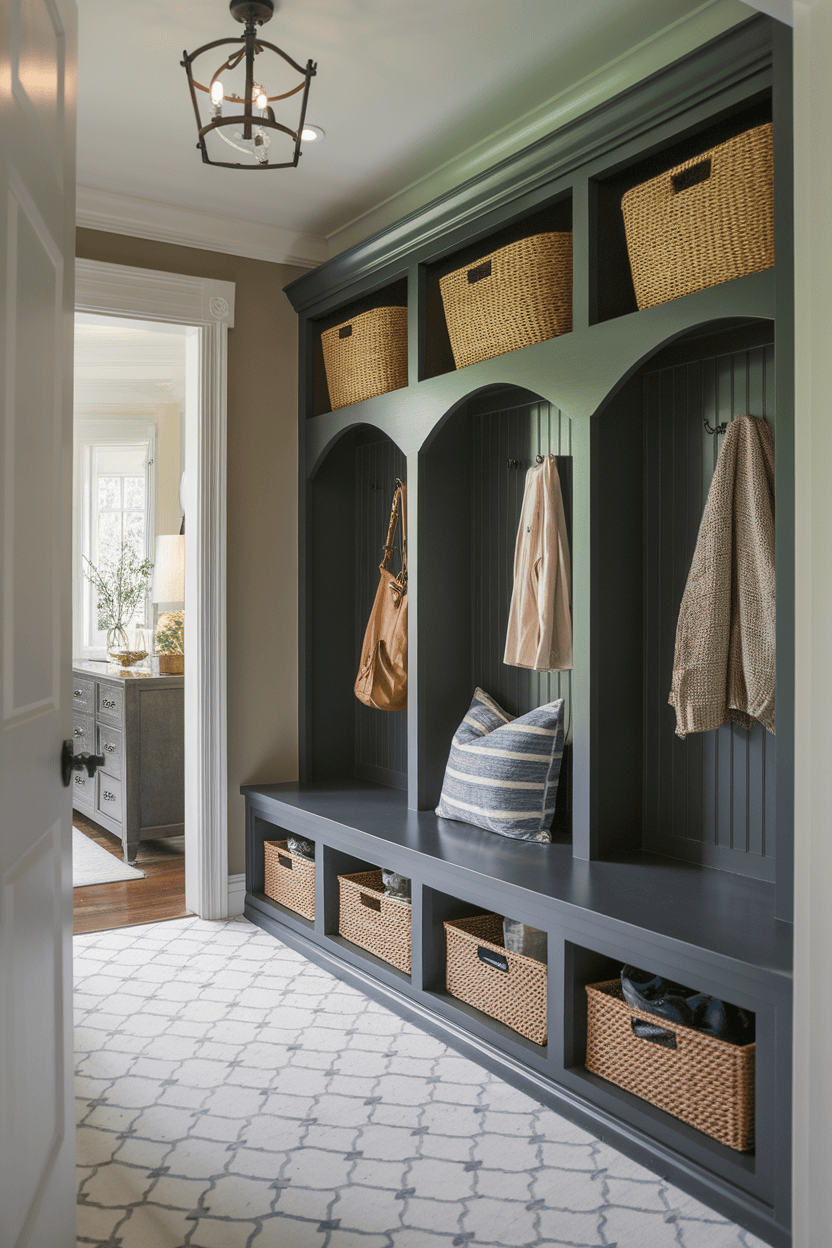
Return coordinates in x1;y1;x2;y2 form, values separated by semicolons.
305;424;408;789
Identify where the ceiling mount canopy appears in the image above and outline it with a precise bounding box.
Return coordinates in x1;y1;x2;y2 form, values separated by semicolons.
181;0;317;170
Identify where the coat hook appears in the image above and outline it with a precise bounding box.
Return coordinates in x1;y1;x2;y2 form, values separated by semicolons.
535;454;546;464
704;418;729;436
507;458;520;469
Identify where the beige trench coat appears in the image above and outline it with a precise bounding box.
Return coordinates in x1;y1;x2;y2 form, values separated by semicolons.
504;454;573;672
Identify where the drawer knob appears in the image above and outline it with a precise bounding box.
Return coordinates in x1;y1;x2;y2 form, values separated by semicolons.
104;743;116;753
73;689;83;698
103;790;116;802
73;775;85;786
102;698;116;710
73;727;83;737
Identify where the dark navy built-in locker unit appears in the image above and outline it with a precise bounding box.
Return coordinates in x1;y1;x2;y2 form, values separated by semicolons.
243;17;794;1245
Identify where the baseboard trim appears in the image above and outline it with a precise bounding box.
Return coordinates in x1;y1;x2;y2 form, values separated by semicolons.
227;873;246;917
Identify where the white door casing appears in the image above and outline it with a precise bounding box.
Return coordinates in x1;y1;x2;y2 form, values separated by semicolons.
74;260;234;920
0;2;77;1247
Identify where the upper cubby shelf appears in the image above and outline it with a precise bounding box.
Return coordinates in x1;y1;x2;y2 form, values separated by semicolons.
421;195;573;381
590;96;773;324
310;276;408;417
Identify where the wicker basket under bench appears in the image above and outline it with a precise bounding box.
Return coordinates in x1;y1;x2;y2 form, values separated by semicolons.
585;979;755;1152
338;869;412;974
444;913;548;1045
263;840;315;921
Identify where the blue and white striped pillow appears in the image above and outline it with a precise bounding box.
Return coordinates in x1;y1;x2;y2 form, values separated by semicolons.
435;688;565;842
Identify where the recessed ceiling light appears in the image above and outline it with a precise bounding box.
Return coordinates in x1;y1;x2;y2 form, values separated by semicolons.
302;125;325;143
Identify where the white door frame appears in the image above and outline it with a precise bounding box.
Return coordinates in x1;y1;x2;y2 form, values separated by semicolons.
74;259;234;920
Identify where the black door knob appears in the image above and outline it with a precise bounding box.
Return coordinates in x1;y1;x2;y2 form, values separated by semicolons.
61;741;106;787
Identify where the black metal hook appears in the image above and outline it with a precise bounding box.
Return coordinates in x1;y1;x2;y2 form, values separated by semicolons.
704;418;729;436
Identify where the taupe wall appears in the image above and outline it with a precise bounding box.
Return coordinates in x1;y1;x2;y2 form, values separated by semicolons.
76;229;304;876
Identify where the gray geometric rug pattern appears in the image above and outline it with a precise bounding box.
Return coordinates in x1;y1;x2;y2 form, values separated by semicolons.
74;916;768;1248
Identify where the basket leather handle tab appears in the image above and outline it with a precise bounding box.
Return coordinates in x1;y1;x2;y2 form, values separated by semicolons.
467;260;492;284
630;1017;677;1049
477;946;509;973
672;158;711;194
339;324;353;339
278;854;293;870
360;892;381;912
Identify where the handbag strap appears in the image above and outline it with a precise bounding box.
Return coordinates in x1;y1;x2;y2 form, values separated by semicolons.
381;479;407;582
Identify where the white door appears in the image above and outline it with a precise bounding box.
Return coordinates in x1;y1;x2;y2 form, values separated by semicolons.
0;2;77;1247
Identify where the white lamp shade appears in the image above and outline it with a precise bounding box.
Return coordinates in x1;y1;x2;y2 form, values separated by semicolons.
152;534;185;604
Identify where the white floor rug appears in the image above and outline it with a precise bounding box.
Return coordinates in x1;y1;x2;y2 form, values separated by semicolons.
73;915;766;1248
73;826;145;888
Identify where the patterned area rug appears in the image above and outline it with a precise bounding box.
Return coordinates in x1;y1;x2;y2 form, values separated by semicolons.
73;827;145;887
74;916;766;1248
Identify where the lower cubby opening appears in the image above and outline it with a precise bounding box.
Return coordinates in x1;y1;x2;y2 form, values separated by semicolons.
423;885;549;1062
246;814;316;932
322;844;413;982
563;940;759;1182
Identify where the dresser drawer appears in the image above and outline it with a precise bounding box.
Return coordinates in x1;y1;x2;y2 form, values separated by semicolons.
71;677;94;715
98;723;123;779
72;713;93;755
96;683;123;723
71;768;93;809
96;772;122;824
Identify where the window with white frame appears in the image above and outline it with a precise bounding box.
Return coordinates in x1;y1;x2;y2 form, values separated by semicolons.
74;422;156;658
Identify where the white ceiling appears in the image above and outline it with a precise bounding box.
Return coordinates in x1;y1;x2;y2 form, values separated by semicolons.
77;0;755;259
74;315;187;416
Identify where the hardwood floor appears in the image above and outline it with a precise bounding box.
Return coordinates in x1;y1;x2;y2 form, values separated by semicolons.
73;812;190;935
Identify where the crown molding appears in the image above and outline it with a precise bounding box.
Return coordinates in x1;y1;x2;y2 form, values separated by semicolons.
326;0;752;255
76;186;328;270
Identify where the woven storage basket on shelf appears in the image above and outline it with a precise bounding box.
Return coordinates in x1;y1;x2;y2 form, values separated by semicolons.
585;980;755;1151
444;913;547;1045
338;870;411;974
321;307;408;410
263;840;315;922
621;122;774;311
439;232;572;370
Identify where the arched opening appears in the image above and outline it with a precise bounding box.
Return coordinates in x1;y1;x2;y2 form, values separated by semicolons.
591;317;776;875
417;384;574;828
305;425;407;788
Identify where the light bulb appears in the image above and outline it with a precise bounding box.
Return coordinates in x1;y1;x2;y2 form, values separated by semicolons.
301;125;325;143
253;129;270;164
256;89;268;111
210;79;224;104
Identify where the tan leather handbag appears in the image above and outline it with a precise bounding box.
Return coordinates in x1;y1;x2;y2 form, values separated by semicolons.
354;480;408;711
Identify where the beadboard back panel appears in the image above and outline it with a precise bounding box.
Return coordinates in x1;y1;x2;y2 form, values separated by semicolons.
470;397;572;725
354;437;408;788
641;338;776;878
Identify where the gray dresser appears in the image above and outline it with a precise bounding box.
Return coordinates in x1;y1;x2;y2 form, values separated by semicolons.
71;663;185;863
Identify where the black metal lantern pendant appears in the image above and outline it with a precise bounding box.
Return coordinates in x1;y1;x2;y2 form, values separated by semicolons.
181;1;316;170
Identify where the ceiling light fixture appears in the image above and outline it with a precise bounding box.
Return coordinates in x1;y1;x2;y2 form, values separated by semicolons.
301;124;325;143
181;1;317;170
